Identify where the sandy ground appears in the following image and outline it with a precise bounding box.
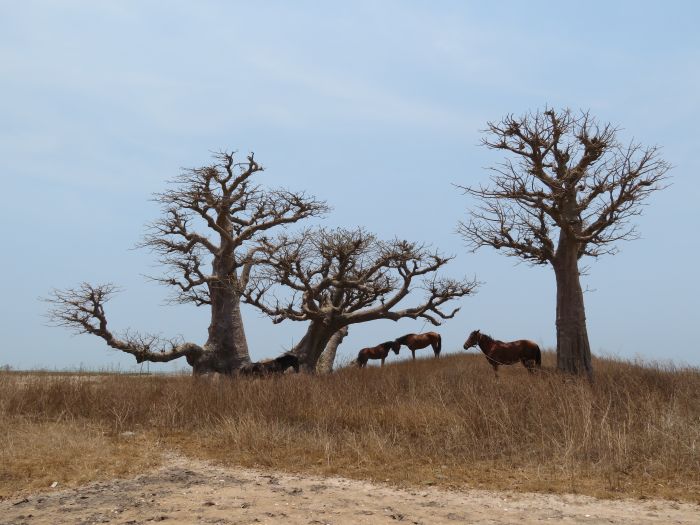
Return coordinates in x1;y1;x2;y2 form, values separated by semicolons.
1;455;698;525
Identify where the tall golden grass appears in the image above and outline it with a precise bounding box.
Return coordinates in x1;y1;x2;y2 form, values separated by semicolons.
1;352;698;501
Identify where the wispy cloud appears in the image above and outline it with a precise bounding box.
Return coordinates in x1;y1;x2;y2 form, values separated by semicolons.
236;48;475;131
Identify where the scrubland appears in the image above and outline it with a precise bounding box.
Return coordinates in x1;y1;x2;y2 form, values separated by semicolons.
1;352;698;502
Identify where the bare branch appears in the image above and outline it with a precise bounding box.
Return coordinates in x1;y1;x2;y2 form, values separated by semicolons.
458;108;671;263
138;151;329;304
244;227;478;328
45;283;203;363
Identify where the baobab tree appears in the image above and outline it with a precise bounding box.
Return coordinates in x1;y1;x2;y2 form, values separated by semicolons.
46;151;328;374
316;326;349;374
458;109;669;378
245;228;477;370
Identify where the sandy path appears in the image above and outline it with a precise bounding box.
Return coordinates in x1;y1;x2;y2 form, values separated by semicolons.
1;456;698;525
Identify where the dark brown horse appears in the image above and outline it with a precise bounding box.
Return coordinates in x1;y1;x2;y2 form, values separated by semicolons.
393;332;441;360
356;341;400;368
463;330;541;377
239;352;300;376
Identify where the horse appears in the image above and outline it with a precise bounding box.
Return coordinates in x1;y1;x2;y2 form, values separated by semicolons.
356;341;400;368
463;330;541;377
393;332;441;360
239;352;300;376
239;361;265;376
262;352;300;374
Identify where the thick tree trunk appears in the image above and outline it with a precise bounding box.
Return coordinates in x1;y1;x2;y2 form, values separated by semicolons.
230;296;251;363
316;326;349;374
188;285;251;375
292;321;339;372
553;238;593;380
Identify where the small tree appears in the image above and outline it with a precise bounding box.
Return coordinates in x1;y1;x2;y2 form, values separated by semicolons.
458;109;669;378
246;228;477;370
47;151;327;374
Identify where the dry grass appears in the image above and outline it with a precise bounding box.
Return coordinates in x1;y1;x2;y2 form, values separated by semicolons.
1;352;699;502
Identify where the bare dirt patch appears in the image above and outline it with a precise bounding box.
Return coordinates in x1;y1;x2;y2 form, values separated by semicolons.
2;455;698;525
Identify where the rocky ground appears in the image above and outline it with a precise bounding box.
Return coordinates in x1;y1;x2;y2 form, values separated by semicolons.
1;455;698;525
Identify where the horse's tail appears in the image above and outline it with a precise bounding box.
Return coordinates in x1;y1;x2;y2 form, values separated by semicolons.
436;333;442;355
534;344;541;368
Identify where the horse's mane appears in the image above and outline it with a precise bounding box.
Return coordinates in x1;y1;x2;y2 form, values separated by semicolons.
479;332;495;344
395;333;414;344
380;341;395;349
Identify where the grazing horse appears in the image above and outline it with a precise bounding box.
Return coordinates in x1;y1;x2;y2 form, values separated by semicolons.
463;330;541;377
393;332;441;360
240;352;300;376
356;341;400;368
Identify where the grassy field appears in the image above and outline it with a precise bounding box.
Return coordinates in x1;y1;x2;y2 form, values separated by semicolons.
1;352;699;502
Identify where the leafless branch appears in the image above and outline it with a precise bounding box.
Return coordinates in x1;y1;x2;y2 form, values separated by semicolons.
138;151;329;303
244;227;478;327
458;108;671;263
45;283;203;363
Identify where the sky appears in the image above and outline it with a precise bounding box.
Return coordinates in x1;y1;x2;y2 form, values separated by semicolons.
1;1;698;371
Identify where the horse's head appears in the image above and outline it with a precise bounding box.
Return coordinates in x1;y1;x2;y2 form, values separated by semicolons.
391;340;401;355
380;341;400;355
463;329;480;350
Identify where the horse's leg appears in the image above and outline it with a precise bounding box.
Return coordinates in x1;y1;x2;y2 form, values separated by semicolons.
381;357;385;367
492;364;499;379
411;349;416;361
524;359;536;374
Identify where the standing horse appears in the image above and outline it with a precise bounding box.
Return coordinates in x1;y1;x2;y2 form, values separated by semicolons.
463;330;541;377
356;341;400;368
393;332;441;360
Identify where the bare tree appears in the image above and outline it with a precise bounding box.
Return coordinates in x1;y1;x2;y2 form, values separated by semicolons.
245;228;477;370
457;109;670;378
46;151;328;374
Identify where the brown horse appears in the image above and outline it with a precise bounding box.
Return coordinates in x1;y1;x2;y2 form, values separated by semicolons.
463;330;541;377
356;341;400;368
393;332;441;360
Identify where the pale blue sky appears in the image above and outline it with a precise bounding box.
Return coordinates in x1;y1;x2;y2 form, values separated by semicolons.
1;1;698;370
